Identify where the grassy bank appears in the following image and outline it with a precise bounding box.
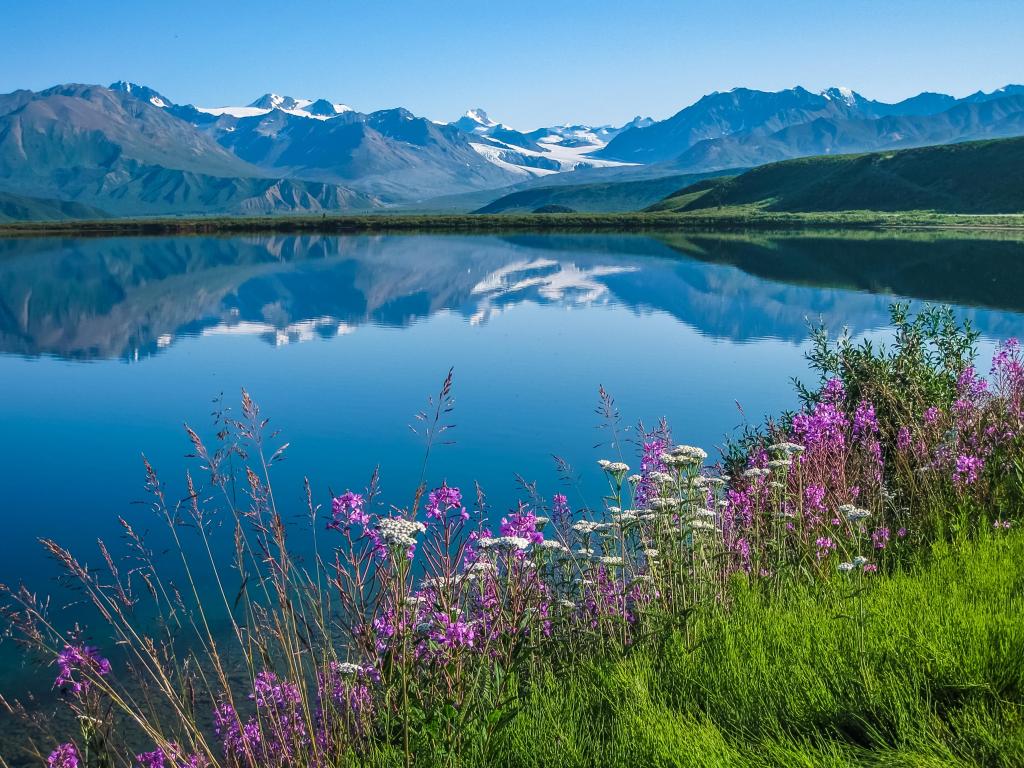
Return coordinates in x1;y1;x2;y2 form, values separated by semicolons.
4;209;1024;238
469;531;1024;767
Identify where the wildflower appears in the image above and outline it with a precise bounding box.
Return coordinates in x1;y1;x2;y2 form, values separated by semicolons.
536;539;568;551
767;458;792;469
571;520;607;534
837;562;855;573
54;644;111;695
48;744;79;768
863;564;878;573
953;454;984;486
376;517;426;549
815;537;835;559
840;505;871;522
994;519;1012;530
335;662;367;676
852;555;869;568
872;527;890;549
464;561;499;578
661;453;698;468
642;548;659;558
425;483;466;521
598;556;624;567
627;474;642;484
475;536;530;551
600;460;630;474
329;491;368;529
769;441;805;455
135;745;206;768
670;445;708;462
742;468;770;479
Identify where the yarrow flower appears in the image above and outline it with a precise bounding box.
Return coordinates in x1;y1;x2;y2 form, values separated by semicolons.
376;517;426;549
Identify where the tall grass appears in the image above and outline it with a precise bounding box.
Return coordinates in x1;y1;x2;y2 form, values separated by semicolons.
1;304;1022;768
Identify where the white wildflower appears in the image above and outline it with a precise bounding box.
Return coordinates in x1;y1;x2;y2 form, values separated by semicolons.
335;662;366;676
770;442;802;454
743;468;771;479
377;517;426;548
837;562;855;573
767;458;792;469
671;445;708;462
601;461;630;474
689;520;717;532
537;539;568;552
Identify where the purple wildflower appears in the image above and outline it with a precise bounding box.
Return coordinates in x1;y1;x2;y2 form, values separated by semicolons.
425;483;466;521
54;644;111;695
47;744;79;768
953;454;984;486
329;491;368;529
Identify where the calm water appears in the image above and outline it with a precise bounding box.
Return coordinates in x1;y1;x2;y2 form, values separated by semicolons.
1;230;1024;698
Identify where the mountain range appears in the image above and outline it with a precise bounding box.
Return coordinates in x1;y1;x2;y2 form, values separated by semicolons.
0;81;1022;218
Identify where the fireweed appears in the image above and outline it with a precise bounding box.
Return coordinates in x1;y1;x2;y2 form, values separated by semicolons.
3;308;1023;767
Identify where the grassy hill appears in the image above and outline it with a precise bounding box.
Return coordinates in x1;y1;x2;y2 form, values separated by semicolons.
473;171;732;214
0;191;109;222
648;136;1024;214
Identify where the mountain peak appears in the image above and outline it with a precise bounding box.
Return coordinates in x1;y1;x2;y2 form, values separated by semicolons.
464;108;496;127
109;81;172;108
248;93;304;110
821;86;860;106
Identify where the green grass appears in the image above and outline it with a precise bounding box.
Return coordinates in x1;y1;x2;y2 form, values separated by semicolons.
649;136;1024;215
471;172;731;214
423;531;1024;767
5;210;1024;239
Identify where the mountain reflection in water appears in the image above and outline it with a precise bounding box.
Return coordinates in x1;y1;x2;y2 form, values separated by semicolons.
3;232;1024;361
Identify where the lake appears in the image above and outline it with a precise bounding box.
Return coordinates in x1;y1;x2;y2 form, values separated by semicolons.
1;230;1024;699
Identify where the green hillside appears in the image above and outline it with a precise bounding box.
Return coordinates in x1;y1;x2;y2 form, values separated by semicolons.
0;191;109;222
648;136;1024;214
474;171;732;214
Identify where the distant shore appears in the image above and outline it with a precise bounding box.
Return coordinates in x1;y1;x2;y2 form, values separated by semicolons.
4;209;1024;238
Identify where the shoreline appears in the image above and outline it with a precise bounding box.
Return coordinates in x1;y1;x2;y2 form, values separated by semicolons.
5;210;1024;238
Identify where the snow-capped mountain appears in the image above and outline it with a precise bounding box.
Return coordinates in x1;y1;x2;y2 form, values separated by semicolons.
3;80;1024;219
195;92;353;120
447;110;653;177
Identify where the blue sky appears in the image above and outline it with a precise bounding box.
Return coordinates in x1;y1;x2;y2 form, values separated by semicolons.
2;0;1022;128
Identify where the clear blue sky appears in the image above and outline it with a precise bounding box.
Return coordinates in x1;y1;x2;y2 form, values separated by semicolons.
2;0;1022;129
